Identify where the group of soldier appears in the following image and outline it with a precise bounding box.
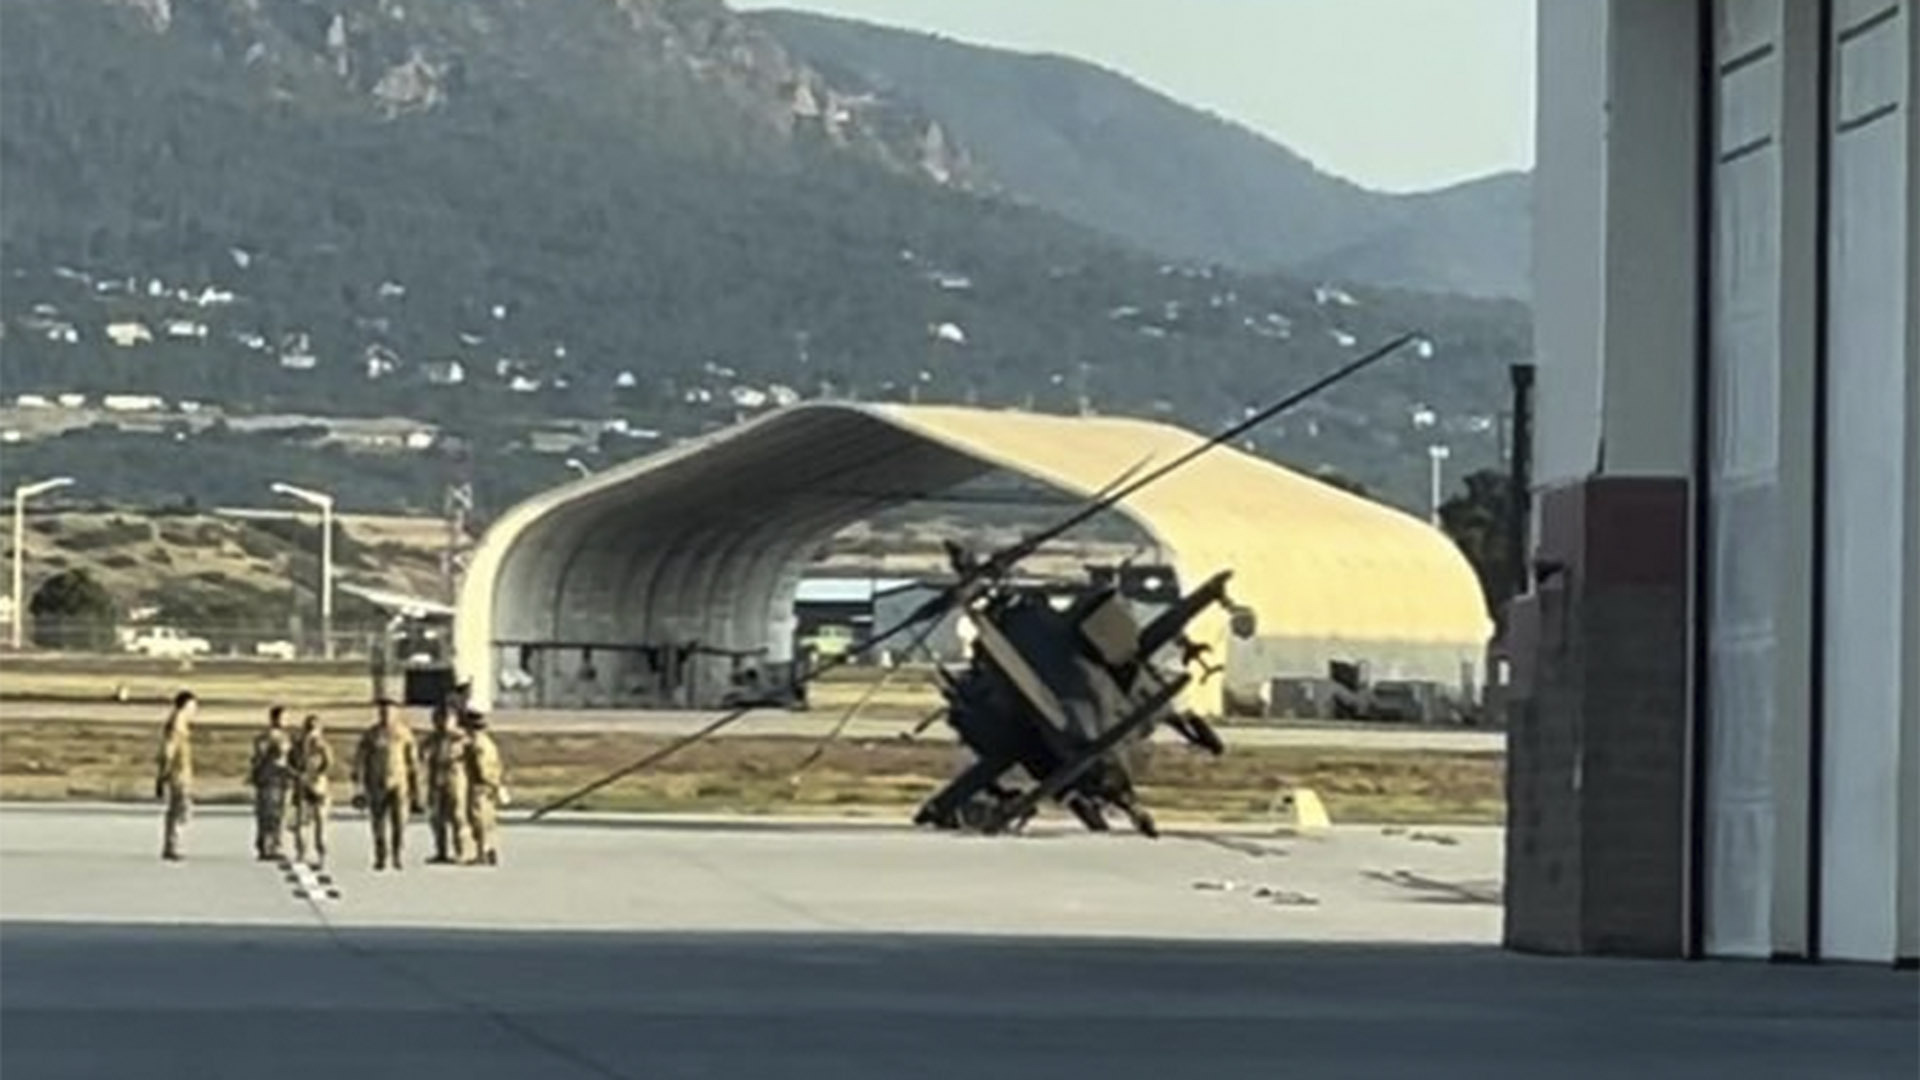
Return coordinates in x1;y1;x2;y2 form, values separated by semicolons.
152;687;508;871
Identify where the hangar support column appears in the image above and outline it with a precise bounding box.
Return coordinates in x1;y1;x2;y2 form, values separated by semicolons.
1508;0;1701;958
1525;0;1918;964
1898;0;1920;968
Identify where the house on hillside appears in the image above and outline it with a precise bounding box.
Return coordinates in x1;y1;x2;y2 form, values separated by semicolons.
105;321;153;347
525;426;594;455
423;359;466;386
364;344;399;380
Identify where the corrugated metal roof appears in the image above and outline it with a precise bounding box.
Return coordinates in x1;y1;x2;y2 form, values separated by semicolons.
456;401;1492;716
871;404;1491;648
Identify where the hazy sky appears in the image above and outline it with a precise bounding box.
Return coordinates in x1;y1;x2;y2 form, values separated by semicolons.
732;0;1535;194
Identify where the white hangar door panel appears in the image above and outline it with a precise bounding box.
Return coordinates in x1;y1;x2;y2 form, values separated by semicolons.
1704;0;1789;959
1820;0;1911;964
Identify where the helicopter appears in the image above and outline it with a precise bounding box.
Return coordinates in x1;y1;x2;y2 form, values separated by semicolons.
907;557;1241;838
524;331;1431;836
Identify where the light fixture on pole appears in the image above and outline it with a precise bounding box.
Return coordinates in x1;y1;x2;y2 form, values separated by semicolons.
11;477;75;650
270;482;335;659
1427;443;1452;527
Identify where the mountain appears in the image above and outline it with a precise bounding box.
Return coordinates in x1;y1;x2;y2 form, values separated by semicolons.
0;0;1530;517
751;9;1531;300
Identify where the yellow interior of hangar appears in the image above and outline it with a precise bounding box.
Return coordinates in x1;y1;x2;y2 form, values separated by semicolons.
454;402;1493;716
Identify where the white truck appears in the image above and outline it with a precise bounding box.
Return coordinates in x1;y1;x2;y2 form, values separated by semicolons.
126;626;212;659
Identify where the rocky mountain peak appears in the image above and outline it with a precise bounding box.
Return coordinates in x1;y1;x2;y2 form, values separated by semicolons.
80;0;986;190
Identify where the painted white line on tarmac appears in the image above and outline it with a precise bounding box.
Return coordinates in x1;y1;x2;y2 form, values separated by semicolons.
281;857;343;903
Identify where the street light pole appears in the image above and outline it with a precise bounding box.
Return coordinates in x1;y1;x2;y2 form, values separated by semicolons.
11;477;75;649
270;482;335;659
1428;443;1451;527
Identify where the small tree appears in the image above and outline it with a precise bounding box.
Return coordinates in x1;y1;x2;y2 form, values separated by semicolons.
1309;468;1374;500
1438;469;1517;620
29;568;119;651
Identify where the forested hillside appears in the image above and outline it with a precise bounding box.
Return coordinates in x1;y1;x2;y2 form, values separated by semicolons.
0;0;1529;516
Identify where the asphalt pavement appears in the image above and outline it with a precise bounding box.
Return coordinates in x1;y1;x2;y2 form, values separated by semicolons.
1;805;1911;1080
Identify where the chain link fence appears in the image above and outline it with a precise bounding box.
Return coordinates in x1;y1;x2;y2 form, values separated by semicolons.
11;616;447;665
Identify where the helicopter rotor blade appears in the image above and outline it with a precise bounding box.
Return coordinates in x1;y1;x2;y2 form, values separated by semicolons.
979;332;1425;578
811;448;1157;669
526;703;753;821
524;595;957;821
789;614;945;780
521;333;1422;820
901;700;948;741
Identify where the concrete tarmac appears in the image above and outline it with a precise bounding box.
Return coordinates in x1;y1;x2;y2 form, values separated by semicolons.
2;806;1912;1080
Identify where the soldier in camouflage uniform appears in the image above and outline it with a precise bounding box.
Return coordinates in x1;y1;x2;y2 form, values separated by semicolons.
351;698;422;871
287;713;333;866
154;689;196;861
247;705;294;860
461;709;505;867
421;701;471;865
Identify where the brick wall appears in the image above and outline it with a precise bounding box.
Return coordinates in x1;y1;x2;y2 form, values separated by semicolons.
1503;477;1690;957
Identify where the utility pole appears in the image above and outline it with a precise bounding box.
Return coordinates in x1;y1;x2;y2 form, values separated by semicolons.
1427;443;1452;527
270;482;335;659
10;477;75;649
442;481;474;606
442;435;476;607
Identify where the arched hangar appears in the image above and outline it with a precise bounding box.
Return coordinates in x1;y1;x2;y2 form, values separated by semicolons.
454;402;1493;717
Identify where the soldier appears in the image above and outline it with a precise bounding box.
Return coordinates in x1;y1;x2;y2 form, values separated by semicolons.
461;709;505;867
247;705;294;860
154;689;196;861
287;713;333;867
351;698;422;871
420;701;471;865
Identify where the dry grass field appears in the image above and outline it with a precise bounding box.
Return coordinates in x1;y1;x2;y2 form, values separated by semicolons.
0;653;945;718
2;646;1503;825
0;717;1503;826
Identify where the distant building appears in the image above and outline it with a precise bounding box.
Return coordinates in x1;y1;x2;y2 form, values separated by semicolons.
105;321;153;347
525;427;593;455
364;344;399;380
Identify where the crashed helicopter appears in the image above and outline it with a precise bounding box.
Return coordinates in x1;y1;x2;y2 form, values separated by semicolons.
525;331;1432;837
